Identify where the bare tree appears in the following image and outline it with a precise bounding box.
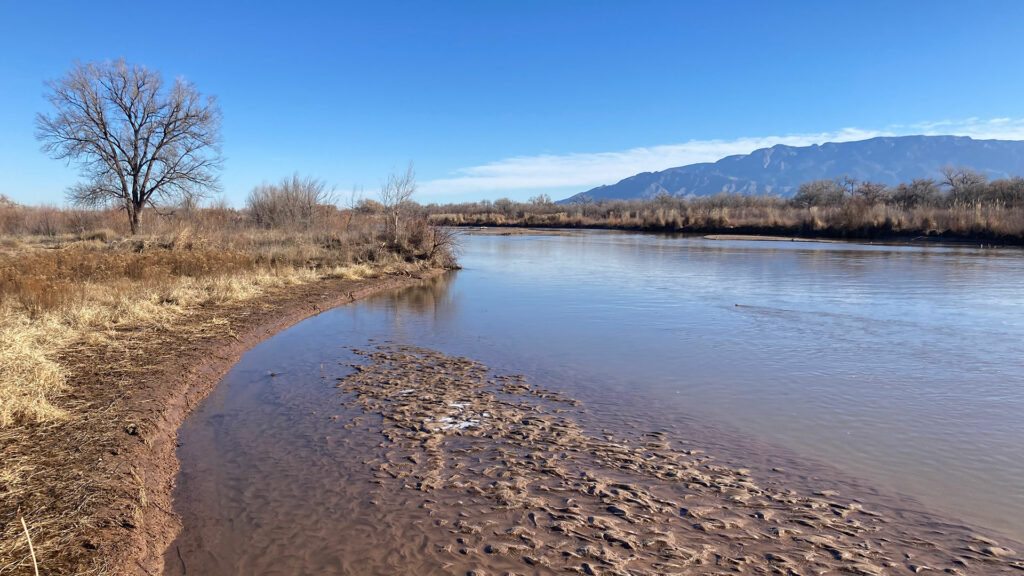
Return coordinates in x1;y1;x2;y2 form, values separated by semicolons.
940;166;987;195
836;175;859;197
345;185;365;211
379;162;416;243
891;178;942;208
36;59;223;234
791;179;846;207
571;193;595;217
493;197;516;218
854;181;889;203
342;185;365;232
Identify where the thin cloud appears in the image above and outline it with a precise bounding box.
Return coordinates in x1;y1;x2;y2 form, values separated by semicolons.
420;118;1024;197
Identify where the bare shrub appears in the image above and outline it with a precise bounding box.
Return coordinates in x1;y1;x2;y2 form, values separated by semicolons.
427;226;461;268
247;174;336;230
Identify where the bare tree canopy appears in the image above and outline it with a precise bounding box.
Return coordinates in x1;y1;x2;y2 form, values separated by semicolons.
36;59;223;233
379;162;417;242
940;166;987;195
792;178;846;207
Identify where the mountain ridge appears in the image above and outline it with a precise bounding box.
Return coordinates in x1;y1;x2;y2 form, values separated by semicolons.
560;135;1024;203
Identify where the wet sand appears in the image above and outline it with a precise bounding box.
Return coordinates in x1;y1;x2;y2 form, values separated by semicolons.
320;344;1023;575
460;227;579;236
703;234;847;243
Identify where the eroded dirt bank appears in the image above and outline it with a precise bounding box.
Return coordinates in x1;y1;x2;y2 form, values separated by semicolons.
327;345;1023;575
0;269;445;575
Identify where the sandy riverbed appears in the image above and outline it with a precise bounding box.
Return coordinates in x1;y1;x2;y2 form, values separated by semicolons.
333;344;1023;575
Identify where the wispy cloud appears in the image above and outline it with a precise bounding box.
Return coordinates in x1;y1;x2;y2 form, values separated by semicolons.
420;118;1024;199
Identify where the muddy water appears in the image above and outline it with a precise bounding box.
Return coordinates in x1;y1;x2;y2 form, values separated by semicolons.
167;232;1024;574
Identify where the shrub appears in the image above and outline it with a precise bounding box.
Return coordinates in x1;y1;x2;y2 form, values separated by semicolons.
247;174;336;230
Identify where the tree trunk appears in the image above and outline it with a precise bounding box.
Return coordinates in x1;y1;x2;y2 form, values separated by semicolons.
128;204;141;235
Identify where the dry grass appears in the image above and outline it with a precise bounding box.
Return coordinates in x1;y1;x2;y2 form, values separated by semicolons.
0;203;457;574
0;312;69;427
0;218;435;428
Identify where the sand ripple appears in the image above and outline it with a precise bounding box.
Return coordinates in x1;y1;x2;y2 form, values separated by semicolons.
336;344;1023;575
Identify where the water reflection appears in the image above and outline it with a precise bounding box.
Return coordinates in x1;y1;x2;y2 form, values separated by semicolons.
372;271;458;318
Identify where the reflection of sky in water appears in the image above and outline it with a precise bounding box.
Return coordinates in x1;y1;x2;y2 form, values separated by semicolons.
340;232;1024;539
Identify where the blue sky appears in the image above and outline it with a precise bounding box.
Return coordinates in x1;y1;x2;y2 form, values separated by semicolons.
2;1;1024;205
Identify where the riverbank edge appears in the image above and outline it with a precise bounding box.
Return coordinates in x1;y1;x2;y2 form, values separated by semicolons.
452;221;1024;246
112;268;448;575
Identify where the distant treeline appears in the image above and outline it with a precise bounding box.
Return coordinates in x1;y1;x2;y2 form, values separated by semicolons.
424;167;1024;243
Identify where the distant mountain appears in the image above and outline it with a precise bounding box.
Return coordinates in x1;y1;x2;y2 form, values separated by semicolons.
560;135;1024;203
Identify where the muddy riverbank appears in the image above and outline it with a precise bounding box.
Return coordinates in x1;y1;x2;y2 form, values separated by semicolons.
0;269;445;575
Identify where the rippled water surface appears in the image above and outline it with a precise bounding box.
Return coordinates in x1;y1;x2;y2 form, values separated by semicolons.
168;232;1024;573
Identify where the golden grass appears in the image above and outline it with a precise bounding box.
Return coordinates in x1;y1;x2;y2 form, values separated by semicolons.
0;209;453;430
0;255;388;428
0;311;69;427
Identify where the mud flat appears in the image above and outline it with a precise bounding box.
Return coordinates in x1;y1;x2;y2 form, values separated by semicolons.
327;344;1023;575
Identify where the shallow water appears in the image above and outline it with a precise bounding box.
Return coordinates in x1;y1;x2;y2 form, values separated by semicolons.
167;232;1024;573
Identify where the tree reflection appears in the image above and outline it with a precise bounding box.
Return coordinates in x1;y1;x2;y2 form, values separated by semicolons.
381;271;458;325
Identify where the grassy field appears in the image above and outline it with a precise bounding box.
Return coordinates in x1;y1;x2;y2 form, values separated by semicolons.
0;200;456;574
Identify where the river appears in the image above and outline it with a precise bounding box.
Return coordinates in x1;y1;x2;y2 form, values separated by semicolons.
166;231;1024;574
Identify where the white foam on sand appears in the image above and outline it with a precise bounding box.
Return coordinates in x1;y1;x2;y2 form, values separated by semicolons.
436;416;480;430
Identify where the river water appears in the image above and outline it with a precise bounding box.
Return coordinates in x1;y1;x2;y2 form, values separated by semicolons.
166;232;1024;574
